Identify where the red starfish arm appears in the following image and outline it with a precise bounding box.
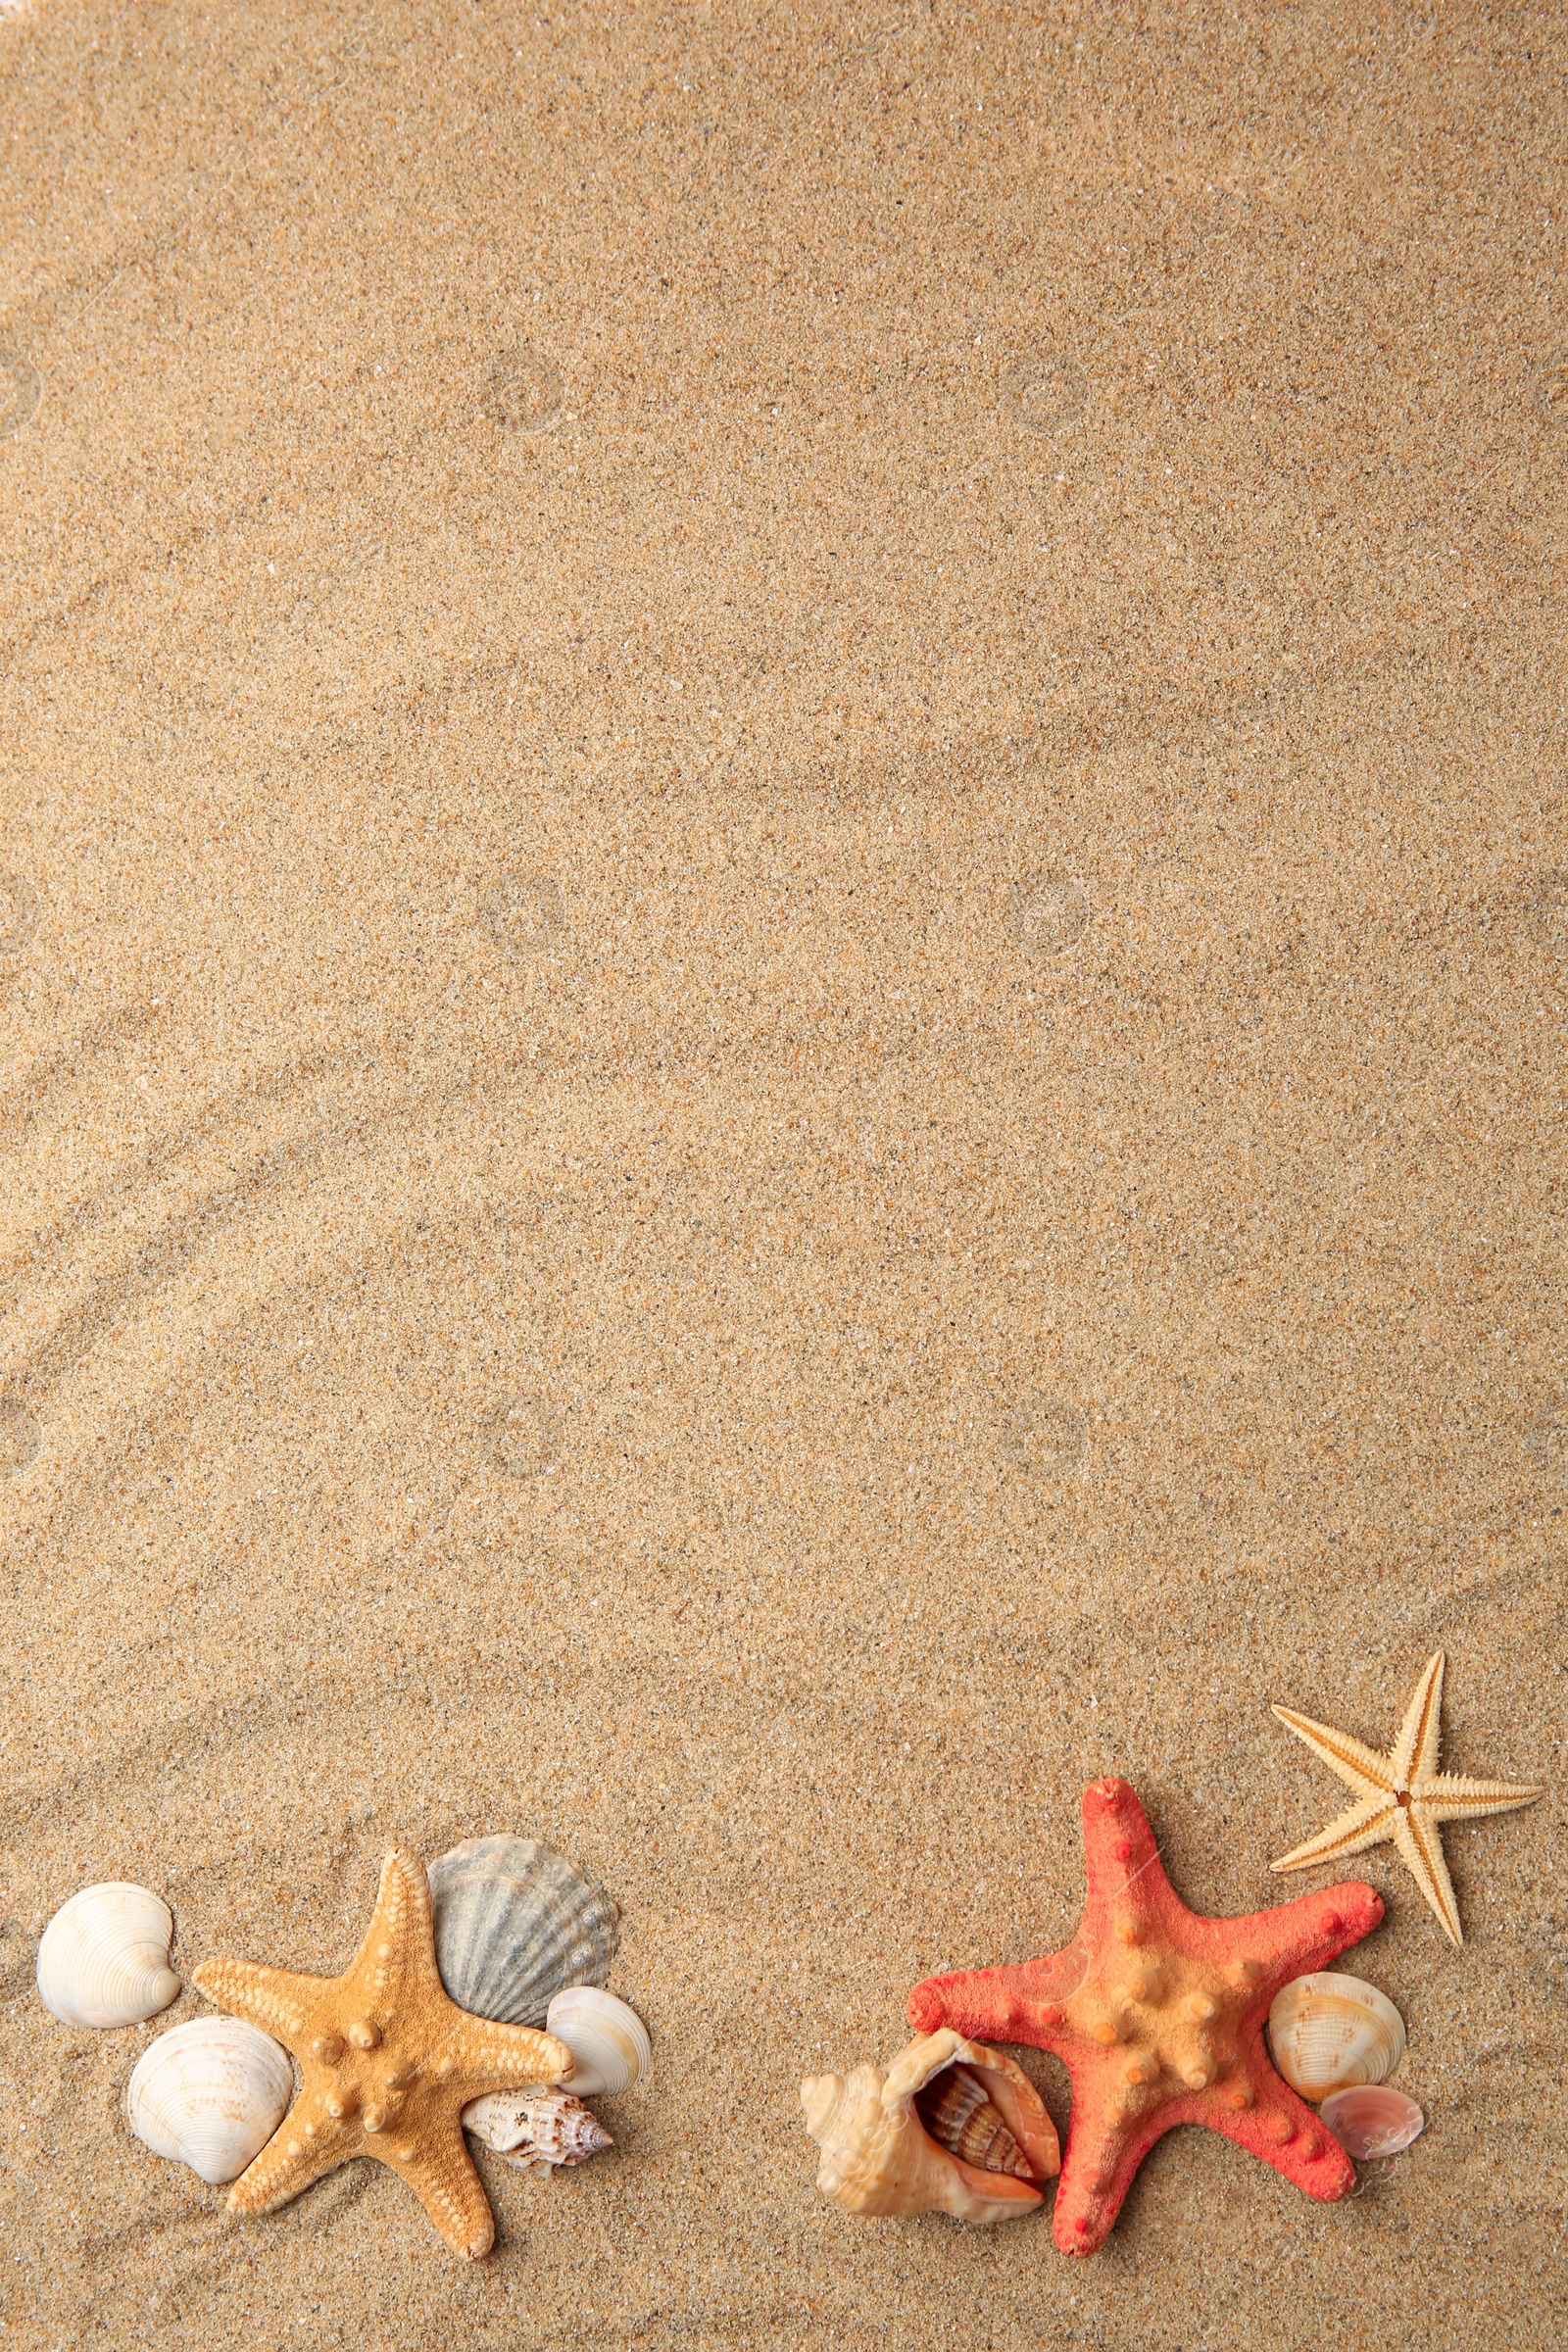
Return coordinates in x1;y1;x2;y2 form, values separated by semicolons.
1202;1879;1386;1988
907;1948;1083;2044
1216;2070;1355;2207
1078;1779;1180;1918
1050;2057;1178;2255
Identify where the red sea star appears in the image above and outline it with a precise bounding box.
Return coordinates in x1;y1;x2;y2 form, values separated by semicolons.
907;1778;1385;2254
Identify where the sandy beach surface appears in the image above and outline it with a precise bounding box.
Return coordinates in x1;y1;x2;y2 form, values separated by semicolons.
2;3;1564;2345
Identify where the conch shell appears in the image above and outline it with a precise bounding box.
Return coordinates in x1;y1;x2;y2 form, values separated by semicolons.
1267;1972;1405;2101
463;2086;613;2178
801;2029;1059;2223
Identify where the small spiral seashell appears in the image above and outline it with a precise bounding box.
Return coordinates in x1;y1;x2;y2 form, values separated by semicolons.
1267;1973;1405;2101
545;1985;652;2096
1320;2083;1425;2161
36;1884;181;2029
126;2018;294;2184
914;2063;1034;2180
463;2086;613;2176
429;1836;618;2029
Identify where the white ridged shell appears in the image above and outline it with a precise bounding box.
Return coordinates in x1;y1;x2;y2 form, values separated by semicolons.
126;2018;294;2184
545;1985;651;2096
36;1884;181;2029
429;1836;618;2028
1267;1972;1406;2100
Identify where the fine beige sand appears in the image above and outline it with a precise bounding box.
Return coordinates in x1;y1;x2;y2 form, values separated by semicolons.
2;4;1564;2345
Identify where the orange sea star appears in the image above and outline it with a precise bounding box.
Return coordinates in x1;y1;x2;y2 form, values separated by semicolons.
195;1846;572;2258
908;1778;1385;2254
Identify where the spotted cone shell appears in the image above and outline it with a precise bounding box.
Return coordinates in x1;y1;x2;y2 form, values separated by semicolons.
428;1835;618;2029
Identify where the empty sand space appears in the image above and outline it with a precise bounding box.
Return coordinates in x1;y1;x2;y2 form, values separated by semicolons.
1;4;1563;2345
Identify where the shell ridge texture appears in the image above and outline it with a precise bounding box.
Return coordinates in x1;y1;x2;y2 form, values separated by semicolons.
429;1837;619;2029
126;2018;295;2185
36;1883;182;2030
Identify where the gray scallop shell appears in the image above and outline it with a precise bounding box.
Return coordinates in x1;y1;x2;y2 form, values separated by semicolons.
429;1835;619;2029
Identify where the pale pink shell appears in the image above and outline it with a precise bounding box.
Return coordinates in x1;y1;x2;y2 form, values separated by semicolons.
1320;2084;1425;2160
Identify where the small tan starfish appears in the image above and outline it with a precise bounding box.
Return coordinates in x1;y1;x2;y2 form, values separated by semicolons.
1270;1650;1541;1946
194;1845;573;2257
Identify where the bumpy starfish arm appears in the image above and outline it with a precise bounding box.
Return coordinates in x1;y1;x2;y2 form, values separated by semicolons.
351;1846;441;2004
225;2122;346;2217
1394;1807;1463;1946
1049;2090;1171;2257
1270;1704;1393;1799
193;1956;322;2046
1227;1878;1386;1972
1270;1791;1397;1873
1390;1651;1446;1785
1417;1773;1542;1825
387;2123;497;2260
439;2019;575;2099
1207;2082;1354;2205
1076;1777;1178;1912
906;1959;1053;2043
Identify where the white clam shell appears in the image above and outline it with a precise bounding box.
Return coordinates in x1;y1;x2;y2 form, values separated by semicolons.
36;1884;181;2029
1267;1972;1406;2101
545;1985;651;2097
126;2017;294;2185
